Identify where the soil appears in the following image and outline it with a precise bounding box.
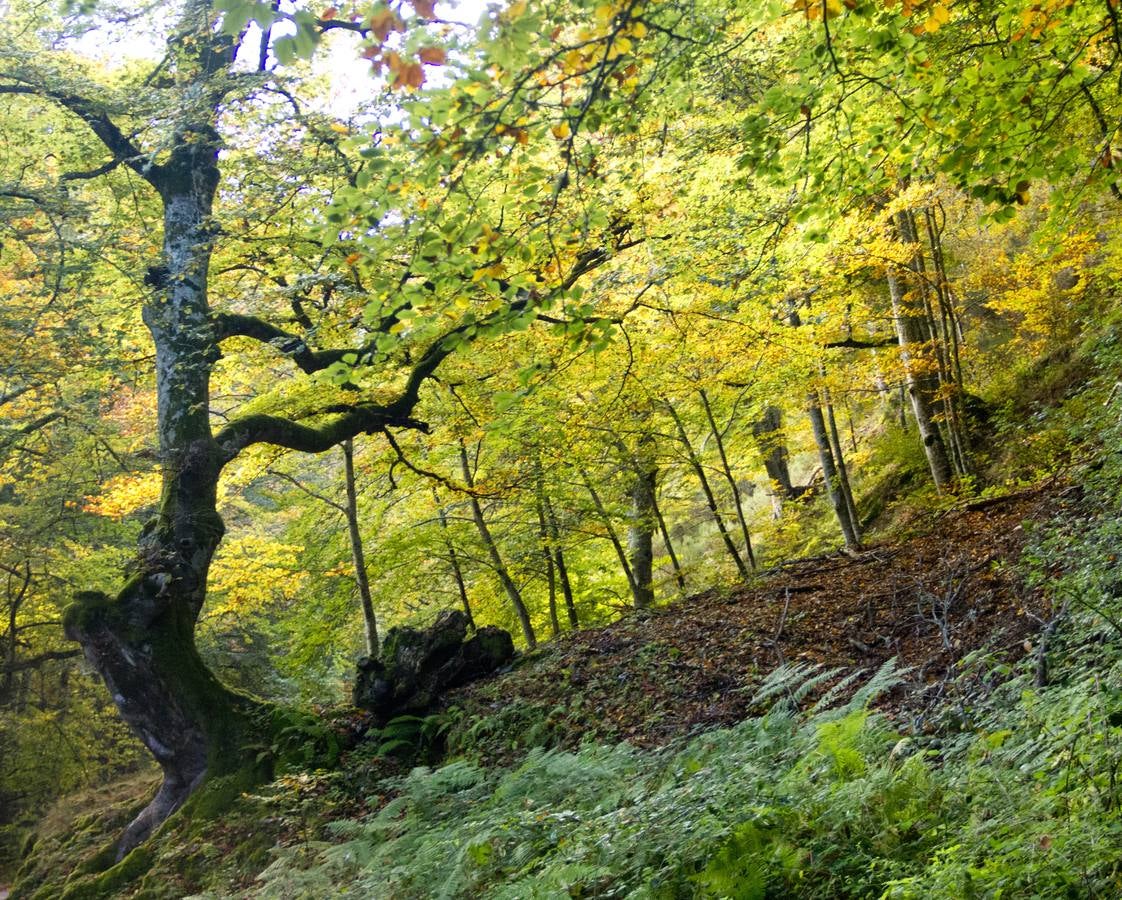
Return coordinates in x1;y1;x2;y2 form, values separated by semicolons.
441;487;1071;758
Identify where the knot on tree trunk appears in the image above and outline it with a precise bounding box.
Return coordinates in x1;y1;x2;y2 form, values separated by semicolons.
353;609;515;722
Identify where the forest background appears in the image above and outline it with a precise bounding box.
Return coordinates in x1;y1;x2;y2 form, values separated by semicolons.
4;0;1122;895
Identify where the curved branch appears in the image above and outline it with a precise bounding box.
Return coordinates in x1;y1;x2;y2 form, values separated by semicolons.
0;82;161;187
215;405;429;460
1;648;80;675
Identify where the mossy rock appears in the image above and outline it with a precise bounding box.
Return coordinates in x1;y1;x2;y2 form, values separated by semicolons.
354;610;515;721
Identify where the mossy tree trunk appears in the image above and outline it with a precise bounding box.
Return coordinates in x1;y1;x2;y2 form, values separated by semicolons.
40;1;443;858
624;441;658;610
888;212;955;492
751;405;797;518
63;96;263;859
9;0;621;864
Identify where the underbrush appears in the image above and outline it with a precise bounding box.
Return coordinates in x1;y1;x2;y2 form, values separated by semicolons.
241;640;1122;899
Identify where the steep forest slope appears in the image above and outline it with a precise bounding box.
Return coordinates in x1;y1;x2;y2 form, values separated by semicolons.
6;0;1122;897
7;452;1122;897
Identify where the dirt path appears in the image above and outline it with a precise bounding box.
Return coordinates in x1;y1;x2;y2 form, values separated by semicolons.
445;488;1069;755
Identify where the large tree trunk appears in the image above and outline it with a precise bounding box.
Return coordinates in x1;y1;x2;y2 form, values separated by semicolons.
63;90;266;860
63;446;262;859
752;406;797;518
625;439;658;609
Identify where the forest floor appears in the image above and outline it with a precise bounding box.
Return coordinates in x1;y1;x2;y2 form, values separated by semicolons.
10;485;1072;899
440;486;1069;761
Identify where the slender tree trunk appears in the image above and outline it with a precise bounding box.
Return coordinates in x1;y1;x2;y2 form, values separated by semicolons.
2;563;29;703
665;399;750;578
342;440;378;657
885;216;955;492
751;405;797;518
698;389;756;569
807;390;862;550
822;382;859;531
434;492;474;628
624;441;658;609
459;442;536;649
579;466;643;605
543;494;579;628
923;207;972;478
652;487;686;591
534;465;561;635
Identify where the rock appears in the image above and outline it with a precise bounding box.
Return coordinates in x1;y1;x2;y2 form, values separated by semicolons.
353;610;515;721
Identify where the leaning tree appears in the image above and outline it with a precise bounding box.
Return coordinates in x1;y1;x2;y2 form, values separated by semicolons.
0;0;675;859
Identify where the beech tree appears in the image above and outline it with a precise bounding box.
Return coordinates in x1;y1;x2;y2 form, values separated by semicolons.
0;0;667;857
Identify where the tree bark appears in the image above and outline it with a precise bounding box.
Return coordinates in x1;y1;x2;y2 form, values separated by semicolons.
460;442;536;649
751;406;797;518
624;440;658;609
889;212;955;491
60;61;270;857
342;440;378;657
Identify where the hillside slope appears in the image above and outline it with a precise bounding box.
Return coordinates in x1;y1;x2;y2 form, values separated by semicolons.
441;488;1064;759
8;484;1084;899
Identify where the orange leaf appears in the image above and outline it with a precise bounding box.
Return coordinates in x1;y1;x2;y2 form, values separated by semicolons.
321;6;337;20
410;0;437;17
419;46;446;65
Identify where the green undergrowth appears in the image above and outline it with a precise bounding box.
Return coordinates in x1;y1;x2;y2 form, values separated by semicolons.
236;635;1122;899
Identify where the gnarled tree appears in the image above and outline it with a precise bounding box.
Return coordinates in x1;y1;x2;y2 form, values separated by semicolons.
1;0;656;859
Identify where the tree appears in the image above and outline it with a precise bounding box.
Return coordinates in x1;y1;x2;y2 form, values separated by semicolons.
0;0;662;857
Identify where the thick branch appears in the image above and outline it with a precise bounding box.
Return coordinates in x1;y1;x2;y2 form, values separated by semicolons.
0;82;161;187
824;336;897;350
61;157;125;182
212;312;331;373
1;411;63;451
1;648;80;675
215;405;428;460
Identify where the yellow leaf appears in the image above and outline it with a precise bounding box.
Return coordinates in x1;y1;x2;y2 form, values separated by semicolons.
551;121;571;140
330;122;349;134
595;4;616;24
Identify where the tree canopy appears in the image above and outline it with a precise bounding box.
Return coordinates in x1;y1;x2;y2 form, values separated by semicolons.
3;0;1122;890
